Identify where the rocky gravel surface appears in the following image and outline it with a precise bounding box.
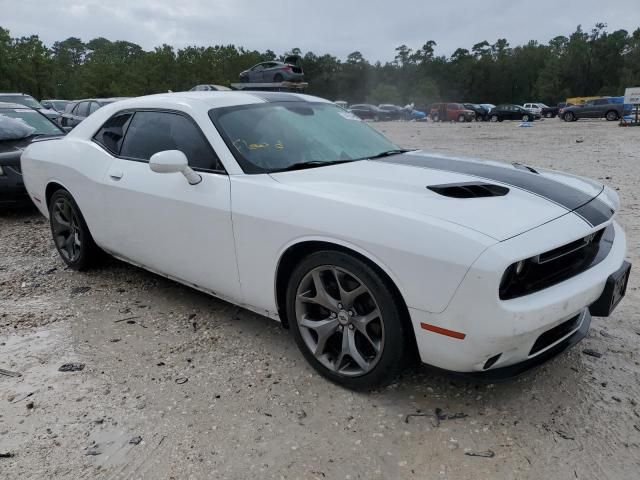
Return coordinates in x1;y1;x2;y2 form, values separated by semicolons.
1;119;638;479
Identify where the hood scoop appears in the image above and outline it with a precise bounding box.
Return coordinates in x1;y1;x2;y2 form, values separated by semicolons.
427;182;509;198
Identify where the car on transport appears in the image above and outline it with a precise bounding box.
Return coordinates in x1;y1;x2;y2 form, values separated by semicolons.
239;56;304;83
21;91;630;389
58;97;129;129
0;102;65;206
488;104;537;122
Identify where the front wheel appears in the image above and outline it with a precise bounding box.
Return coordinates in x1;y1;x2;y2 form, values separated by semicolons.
49;189;100;271
522;114;531;122
605;110;619;121
273;73;284;83
457;114;466;122
563;112;576;122
490;114;499;122
286;251;408;390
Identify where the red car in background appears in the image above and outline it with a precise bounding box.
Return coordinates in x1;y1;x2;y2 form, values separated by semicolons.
429;103;475;122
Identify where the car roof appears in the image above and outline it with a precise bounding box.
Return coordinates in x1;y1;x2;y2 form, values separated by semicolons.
105;91;331;111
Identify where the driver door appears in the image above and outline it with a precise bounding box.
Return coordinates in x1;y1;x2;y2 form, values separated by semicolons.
96;109;242;302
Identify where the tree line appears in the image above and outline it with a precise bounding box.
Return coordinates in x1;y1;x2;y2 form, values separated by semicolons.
1;23;639;107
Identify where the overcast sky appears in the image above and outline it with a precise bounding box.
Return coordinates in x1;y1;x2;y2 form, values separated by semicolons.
1;0;639;61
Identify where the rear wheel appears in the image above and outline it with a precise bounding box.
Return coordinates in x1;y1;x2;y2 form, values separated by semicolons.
286;251;408;390
431;114;439;122
563;112;576;122
49;190;100;271
457;114;466;122
522;114;531;122
605;110;619;121
545;112;553;118
490;114;499;122
273;73;284;83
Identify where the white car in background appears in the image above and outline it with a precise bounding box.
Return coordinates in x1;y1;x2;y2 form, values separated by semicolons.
21;92;630;390
523;102;547;118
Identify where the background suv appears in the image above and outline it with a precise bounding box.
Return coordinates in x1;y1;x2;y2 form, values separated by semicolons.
561;97;630;122
430;103;475;122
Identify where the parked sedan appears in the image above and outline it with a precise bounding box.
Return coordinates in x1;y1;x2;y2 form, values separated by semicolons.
21;92;630;389
463;103;490;121
239;56;304;83
0;93;60;121
378;104;405;120
41;99;72;113
58;98;128;129
488;104;537;122
349;104;389;121
0;102;65;206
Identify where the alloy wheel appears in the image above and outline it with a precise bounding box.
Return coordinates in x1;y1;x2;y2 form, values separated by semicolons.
294;265;385;377
51;197;82;263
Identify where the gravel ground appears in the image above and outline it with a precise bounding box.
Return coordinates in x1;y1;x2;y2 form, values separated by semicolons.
1;118;638;479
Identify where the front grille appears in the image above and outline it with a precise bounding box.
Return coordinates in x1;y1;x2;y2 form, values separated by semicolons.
529;314;581;355
500;225;613;300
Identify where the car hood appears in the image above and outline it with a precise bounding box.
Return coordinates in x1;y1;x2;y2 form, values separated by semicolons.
270;151;612;241
0;135;64;165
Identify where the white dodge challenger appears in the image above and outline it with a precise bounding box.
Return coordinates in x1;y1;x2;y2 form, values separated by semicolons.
21;92;630;389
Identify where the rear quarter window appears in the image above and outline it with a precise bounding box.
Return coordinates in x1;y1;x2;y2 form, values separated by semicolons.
93;112;133;155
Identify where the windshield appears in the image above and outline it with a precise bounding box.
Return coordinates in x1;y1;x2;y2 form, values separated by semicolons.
0;108;62;135
1;95;43;109
210;102;399;173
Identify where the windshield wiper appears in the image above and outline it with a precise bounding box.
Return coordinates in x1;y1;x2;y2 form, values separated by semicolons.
366;149;415;159
273;159;355;172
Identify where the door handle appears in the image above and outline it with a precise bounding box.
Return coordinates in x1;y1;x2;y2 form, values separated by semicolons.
109;170;123;180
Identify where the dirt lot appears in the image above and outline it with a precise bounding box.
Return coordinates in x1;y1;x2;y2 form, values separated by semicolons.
1;119;639;479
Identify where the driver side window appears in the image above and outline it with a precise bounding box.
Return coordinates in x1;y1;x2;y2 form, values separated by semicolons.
119;111;224;172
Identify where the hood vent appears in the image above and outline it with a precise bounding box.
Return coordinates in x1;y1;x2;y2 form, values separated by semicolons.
427;182;509;198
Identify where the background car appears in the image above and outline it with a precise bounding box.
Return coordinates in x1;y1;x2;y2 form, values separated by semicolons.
479;103;496;114
561;97;630;122
522;103;548;117
430;103;475;122
239;56;304;83
58;97;128;129
540;102;571;118
349;104;390;121
378;104;404;120
0;93;59;121
41;99;72;113
189;85;232;91
463;103;490;121
488;104;537;122
0;102;65;206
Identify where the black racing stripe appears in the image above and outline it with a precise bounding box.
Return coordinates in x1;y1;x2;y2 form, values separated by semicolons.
248;92;303;102
574;197;615;227
375;153;614;226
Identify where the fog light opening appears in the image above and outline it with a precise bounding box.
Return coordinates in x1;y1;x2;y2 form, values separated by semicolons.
483;353;502;370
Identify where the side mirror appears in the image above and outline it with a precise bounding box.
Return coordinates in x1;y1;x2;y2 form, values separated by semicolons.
149;150;202;185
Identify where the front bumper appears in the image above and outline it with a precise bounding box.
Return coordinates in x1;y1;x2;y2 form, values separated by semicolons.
0;166;31;206
409;217;627;374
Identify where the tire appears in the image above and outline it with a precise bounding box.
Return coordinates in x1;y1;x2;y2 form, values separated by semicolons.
563;112;576;122
49;189;100;271
239;76;249;83
286;250;408;390
545;112;553;118
457;114;466;122
522;114;531;122
273;73;284;83
490;114;499;122
605;110;619;121
431;114;439;122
